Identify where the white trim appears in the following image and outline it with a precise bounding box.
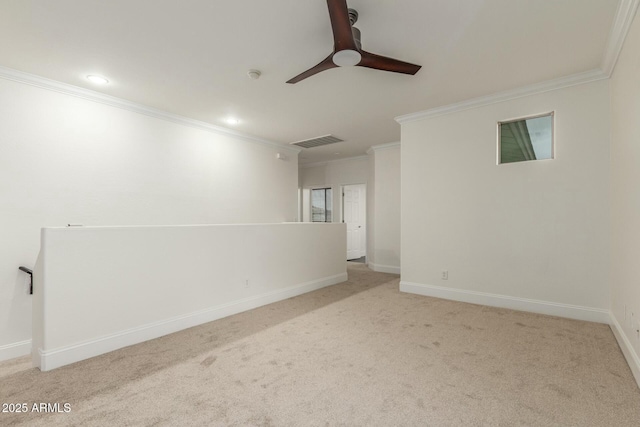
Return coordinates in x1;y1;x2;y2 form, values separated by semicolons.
35;272;347;371
602;0;640;76
609;313;640;389
299;155;368;169
399;280;610;324
367;263;400;275
366;142;401;154
395;69;608;124
0;340;31;362
0;65;301;155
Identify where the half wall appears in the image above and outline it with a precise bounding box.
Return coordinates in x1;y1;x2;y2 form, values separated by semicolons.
33;223;346;370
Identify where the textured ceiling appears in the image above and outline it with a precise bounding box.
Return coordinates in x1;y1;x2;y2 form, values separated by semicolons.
0;0;620;163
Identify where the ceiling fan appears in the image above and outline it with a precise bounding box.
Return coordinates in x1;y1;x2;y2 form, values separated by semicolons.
287;0;421;84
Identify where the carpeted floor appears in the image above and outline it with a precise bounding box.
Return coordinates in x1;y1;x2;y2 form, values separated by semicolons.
1;263;639;426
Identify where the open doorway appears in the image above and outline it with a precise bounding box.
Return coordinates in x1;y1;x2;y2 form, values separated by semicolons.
342;184;366;261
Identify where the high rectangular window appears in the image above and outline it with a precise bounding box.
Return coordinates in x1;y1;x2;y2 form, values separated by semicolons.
311;188;332;222
498;112;554;164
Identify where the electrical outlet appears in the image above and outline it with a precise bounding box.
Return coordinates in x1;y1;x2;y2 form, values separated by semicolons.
441;271;448;280
244;279;249;289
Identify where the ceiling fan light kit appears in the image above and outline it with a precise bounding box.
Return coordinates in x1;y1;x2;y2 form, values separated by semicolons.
287;0;421;84
332;49;361;67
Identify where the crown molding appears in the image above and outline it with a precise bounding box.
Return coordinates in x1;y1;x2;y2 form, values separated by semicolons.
299;155;368;169
0;66;301;154
395;69;608;124
367;142;400;154
602;0;640;76
395;0;639;125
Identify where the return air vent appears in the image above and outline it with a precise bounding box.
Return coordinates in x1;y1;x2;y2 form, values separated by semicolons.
290;134;343;149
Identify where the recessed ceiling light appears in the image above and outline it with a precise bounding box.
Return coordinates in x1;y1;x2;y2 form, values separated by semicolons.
334;152;341;155
86;75;109;85
225;117;240;125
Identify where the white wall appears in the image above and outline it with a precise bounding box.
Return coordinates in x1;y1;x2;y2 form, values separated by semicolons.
400;80;611;322
0;77;299;360
367;144;401;274
610;6;640;384
299;156;368;223
33;223;346;370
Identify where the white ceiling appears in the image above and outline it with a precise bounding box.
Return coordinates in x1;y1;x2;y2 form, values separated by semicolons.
0;0;620;163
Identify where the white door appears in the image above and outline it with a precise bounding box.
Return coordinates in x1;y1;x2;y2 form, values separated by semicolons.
343;184;366;260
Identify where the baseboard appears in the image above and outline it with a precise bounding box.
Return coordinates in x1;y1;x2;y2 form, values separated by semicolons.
609;313;640;389
368;263;401;275
0;340;32;362
399;281;610;324
37;272;348;371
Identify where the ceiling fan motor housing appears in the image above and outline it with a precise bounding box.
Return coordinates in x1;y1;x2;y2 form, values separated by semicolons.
348;9;361;50
332;8;361;66
352;27;361;50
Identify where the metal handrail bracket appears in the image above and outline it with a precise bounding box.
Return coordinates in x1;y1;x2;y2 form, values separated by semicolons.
19;266;33;295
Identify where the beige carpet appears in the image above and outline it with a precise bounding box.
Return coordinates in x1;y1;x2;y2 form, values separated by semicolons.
1;263;639;426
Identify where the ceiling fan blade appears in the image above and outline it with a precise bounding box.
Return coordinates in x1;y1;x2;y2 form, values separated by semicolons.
326;0;358;51
286;54;337;84
358;50;421;75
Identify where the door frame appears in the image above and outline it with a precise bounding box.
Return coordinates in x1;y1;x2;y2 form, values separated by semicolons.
341;183;367;259
340;182;366;224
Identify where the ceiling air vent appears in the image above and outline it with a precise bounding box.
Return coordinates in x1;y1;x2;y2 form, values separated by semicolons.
290;134;343;149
